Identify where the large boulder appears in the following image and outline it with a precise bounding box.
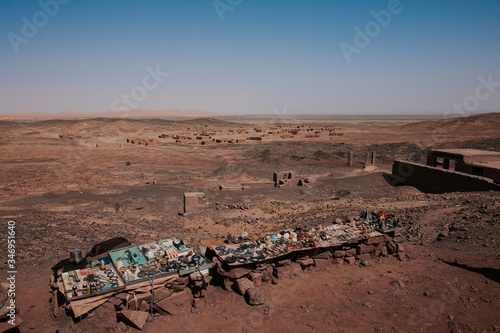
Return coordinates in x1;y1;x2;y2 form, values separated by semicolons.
58;302;117;333
155;289;193;316
119;310;149;330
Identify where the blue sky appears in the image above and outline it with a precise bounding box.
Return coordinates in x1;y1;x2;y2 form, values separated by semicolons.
1;0;500;115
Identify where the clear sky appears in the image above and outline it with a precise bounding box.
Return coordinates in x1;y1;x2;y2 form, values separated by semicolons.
1;0;500;115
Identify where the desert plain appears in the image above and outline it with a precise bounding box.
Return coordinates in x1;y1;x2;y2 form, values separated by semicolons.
0;112;499;332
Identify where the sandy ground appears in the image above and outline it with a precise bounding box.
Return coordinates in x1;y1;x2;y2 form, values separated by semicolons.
0;113;499;332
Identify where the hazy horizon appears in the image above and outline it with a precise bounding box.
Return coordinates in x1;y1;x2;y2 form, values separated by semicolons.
1;0;500;116
1;107;498;118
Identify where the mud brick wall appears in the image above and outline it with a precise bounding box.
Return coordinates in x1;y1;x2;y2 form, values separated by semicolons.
455;163;500;184
391;160;500;193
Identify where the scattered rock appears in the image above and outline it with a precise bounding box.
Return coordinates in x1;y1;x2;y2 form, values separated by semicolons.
155;289;193;315
366;236;385;245
345;257;356;265
362;301;375;308
193;297;207;309
249;272;263;287
245;287;265;306
359;259;371;267
331;257;344;265
276;259;292;266
390;280;406;289
386;241;398;254
314;258;330;271
437;232;448;241
262;266;274;282
74;302;117;333
170;276;189;292
344;248;357;257
275;263;302;278
333;250;345;258
264;303;275;317
119;310;149;330
222;277;234;291
298;258;314;268
108;297;124;307
356;253;372;262
221;267;253;279
313;251;331;260
117;321;128;332
235;277;254;295
395;253;406;261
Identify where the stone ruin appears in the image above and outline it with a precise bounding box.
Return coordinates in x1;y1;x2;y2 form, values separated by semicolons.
364;151;376;166
126;138;161;146
156;124;345;146
183;192;207;214
273;171;311;187
390;149;500;193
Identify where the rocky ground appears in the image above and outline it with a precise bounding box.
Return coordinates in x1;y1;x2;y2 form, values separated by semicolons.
0;114;499;332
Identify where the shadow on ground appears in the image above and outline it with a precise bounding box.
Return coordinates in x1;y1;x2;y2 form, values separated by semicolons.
441;259;500;284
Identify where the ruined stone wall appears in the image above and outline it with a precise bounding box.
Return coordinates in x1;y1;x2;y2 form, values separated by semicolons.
455;163;500;184
391;160;500;193
483;167;500;183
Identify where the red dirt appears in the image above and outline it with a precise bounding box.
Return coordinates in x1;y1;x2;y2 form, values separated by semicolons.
0;114;499;332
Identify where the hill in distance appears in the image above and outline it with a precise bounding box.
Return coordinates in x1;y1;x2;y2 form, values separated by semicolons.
399;112;500;132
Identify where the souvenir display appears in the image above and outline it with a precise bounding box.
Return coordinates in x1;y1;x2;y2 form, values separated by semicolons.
61;257;125;300
215;243;266;264
138;237;212;277
108;246;149;284
109;238;212;285
357;210;401;233
69;249;83;265
212;210;401;265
